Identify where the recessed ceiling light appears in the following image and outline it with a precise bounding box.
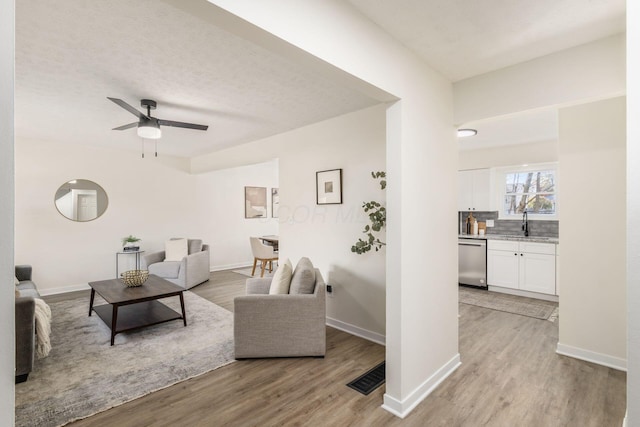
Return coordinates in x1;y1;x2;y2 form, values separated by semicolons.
457;128;477;138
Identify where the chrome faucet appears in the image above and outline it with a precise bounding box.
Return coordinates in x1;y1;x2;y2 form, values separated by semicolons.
522;210;529;237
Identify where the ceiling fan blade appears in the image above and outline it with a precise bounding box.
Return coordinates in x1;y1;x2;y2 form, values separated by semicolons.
107;97;148;120
112;122;138;131
158;119;208;131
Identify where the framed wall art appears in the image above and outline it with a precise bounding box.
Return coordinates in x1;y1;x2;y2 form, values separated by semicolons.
245;186;267;218
271;188;279;218
316;169;342;205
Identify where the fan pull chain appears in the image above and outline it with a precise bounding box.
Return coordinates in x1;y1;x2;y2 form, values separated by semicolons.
141;139;144;158
155;141;158;157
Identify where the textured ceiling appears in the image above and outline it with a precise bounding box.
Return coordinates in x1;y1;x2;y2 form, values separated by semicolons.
16;1;627;157
15;0;380;158
348;0;626;82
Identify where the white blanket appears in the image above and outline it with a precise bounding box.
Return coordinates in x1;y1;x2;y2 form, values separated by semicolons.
34;298;52;359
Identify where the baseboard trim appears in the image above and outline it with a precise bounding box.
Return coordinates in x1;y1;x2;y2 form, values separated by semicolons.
211;262;253;272
381;353;461;418
40;283;90;296
325;317;385;346
556;342;627;371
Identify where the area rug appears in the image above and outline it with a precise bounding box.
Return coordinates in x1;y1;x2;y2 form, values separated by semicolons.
459;287;558;321
232;266;274;278
15;291;234;427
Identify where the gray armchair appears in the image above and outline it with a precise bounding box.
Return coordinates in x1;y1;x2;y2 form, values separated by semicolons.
234;266;326;358
141;239;210;289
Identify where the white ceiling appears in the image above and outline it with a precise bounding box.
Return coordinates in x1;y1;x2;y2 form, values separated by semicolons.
15;0;626;157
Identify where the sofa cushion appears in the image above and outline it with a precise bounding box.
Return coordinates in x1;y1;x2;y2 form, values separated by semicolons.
148;261;181;279
15;276;19;285
165;239;188;261
17;288;40;299
188;239;203;254
17;281;38;292
289;257;316;294
269;259;293;295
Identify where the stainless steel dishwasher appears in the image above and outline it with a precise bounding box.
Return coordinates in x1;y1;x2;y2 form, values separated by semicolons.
458;238;487;288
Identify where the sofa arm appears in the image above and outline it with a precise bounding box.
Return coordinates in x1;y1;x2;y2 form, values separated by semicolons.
181;249;210;287
15;297;36;377
246;278;271;294
234;293;326;358
141;251;165;269
15;265;32;282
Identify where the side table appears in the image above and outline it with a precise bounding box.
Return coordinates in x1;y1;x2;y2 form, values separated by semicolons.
115;250;145;277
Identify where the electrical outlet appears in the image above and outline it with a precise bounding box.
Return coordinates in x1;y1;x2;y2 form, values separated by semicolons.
326;284;333;293
486;220;494;227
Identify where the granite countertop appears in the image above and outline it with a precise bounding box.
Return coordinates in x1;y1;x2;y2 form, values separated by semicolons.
458;234;559;244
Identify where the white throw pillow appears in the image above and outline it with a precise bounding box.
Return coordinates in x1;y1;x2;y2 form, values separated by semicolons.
165;238;188;261
269;259;293;295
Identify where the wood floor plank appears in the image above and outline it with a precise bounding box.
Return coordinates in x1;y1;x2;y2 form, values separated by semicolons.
58;273;625;427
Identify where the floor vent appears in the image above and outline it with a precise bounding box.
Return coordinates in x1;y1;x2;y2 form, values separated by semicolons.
347;361;385;395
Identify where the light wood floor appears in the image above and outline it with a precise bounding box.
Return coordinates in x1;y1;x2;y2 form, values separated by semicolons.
56;271;625;427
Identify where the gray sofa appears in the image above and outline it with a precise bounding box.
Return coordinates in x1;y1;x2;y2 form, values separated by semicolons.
15;265;41;383
141;239;210;289
234;266;326;358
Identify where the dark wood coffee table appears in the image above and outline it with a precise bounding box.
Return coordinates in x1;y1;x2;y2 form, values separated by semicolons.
88;274;187;345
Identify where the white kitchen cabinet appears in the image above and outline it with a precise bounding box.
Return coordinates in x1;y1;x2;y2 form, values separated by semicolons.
458;168;492;212
487;240;557;295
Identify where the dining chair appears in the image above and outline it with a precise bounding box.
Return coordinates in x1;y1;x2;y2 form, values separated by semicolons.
249;237;279;277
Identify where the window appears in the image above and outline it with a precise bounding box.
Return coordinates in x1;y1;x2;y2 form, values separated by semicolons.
502;167;557;217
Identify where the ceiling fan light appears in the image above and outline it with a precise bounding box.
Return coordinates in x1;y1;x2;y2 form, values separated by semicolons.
137;121;161;139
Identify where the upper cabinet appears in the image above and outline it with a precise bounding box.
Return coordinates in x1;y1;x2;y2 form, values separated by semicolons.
458;168;492;211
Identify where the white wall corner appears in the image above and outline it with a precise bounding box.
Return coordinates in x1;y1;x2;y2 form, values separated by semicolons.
326;317;385;346
556;343;627;372
381;353;461;418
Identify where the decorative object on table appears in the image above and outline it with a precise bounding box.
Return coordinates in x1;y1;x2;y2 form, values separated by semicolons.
351;171;386;254
271;188;279;218
54;179;109;222
120;269;149;287
122;235;141;251
316;168;342;205
244;186;267;218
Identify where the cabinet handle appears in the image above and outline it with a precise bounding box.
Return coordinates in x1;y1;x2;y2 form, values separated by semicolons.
514;253;518;256
520;253;524;256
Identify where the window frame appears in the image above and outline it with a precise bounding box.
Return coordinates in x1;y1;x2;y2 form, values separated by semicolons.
494;162;559;220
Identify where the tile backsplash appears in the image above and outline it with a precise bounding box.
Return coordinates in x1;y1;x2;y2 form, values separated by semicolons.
459;211;559;238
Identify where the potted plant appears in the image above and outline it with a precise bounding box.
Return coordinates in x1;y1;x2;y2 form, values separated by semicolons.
121;235;141;252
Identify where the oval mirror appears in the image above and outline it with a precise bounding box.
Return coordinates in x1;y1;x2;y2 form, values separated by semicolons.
54;179;108;222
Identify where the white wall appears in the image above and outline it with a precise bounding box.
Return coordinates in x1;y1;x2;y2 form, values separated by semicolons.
459;140;558;170
627;0;639;423
190;1;459;416
1;0;15;423
557;97;627;369
195;160;278;270
454;34;626;124
193;105;387;338
15;138;278;294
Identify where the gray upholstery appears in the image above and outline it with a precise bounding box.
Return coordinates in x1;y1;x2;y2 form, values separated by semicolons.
289;257;316;294
141;239;210;289
15;265;39;383
233;268;326;358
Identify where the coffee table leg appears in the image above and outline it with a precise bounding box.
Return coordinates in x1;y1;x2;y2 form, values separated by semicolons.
110;305;118;346
179;292;187;327
89;289;95;317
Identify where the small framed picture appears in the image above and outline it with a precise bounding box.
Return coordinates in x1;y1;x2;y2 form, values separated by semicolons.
271;188;279;218
245;186;267;218
316;169;342;205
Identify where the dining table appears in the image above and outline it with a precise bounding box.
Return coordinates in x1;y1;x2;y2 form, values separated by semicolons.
260;235;279;251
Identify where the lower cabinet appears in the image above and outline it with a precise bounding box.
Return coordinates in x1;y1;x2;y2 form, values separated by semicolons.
487;240;556;295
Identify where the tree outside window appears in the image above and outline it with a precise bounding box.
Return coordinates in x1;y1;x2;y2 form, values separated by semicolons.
504;170;556;215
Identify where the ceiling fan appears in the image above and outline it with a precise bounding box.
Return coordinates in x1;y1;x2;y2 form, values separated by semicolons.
107;97;208;140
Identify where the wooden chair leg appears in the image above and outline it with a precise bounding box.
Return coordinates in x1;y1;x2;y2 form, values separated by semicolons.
251;258;258;276
260;261;266;278
268;260;273;272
